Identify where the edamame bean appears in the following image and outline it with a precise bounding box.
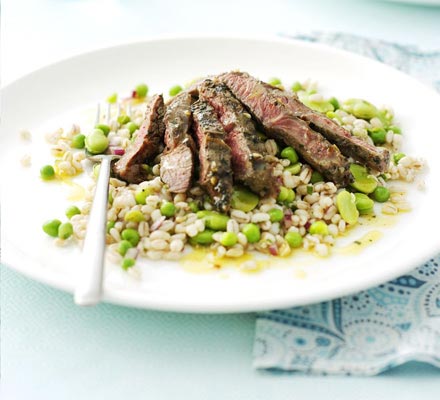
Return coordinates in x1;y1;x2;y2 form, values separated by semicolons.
372;186;390;203
40;165;55;180
65;205;81;219
107;220;116;233
336;190;359;225
354;193;374;214
277;186;289;202
71;134;86;149
285;188;295;204
121;228;140;246
268;208;284;222
127;122;139;135
122;258;136;270
231;187;259;212
280;146;299;164
124;210;145;222
85;130;109;154
349;164;378;194
220;232;238;247
117;115;130;125
393;152;405;164
160;201;176;217
58;222;73;239
42;219;62;237
329;97;340;110
188;201;199;213
309;221;329;235
285;231;303;248
242;223;261;243
134;187;153;205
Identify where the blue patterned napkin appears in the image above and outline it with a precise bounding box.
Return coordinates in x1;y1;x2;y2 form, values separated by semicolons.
254;33;440;375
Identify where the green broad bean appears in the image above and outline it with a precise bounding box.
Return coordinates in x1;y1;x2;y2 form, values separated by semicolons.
329;97;340;110
121;228;140;246
107;220;116;233
231;187;259;212
306;185;313;195
95;124;110;136
336;190;359;225
393;152;406;164
124;210;145;222
242;223;261;243
118;240;133;256
122;258;136;270
372;186;390;203
58;222;73;239
188;201;199;213
117;115;131;125
285;163;301;175
389;125;401;134
285;188;295;204
191;229;215;245
135;83;148;98
309;221;329;235
169;85;183;97
107;93;118;104
65;205;81;219
280;146;299;164
220;232;238;247
197;210;229;231
354;193;374;214
85;130;109;154
42;219;62;237
349;164;378;194
277;186;289;202
268;77;282;86
310;171;324;184
368;127;386;145
291;81;303;92
134;188;152;205
160;201;176;217
40;165;55;180
268;208;284;222
285;231;303;248
71;134;86;149
342;98;378;119
127;122;139;135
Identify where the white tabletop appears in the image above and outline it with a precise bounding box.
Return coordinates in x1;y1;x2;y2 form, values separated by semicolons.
2;1;440;399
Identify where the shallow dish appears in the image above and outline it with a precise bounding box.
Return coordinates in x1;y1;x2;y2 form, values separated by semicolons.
1;37;439;313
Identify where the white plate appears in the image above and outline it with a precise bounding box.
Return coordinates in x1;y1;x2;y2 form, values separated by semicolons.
1;37;440;313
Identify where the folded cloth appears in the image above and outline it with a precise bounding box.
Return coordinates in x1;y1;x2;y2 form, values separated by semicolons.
254;33;440;375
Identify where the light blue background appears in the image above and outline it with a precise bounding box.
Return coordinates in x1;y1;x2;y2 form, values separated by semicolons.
2;1;440;399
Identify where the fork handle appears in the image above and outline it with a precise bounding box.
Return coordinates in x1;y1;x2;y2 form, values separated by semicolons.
74;157;112;306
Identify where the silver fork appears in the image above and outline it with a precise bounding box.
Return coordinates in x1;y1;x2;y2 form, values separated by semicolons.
74;103;121;306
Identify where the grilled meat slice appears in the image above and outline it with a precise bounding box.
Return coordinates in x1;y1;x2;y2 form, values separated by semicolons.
221;71;353;186
160;92;196;193
269;87;390;172
113;94;165;183
191;100;233;212
199;79;275;195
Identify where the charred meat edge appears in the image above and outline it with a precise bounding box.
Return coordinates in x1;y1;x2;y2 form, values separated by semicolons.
191;100;233;212
268;86;390;172
220;71;353;186
199;79;276;195
113;94;165;183
160;92;196;193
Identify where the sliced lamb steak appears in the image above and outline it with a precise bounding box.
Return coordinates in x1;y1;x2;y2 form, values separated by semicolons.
160;92;196;193
221;72;353;186
113;94;165;183
267;86;390;172
199;79;276;195
191;100;233;212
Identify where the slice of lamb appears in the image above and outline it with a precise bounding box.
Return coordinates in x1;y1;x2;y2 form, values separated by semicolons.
221;71;353;186
191;100;233;212
267;86;390;172
113;94;165;183
199;79;276;195
160;92;196;193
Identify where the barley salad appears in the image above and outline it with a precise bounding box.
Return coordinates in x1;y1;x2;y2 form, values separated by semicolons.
33;74;425;274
